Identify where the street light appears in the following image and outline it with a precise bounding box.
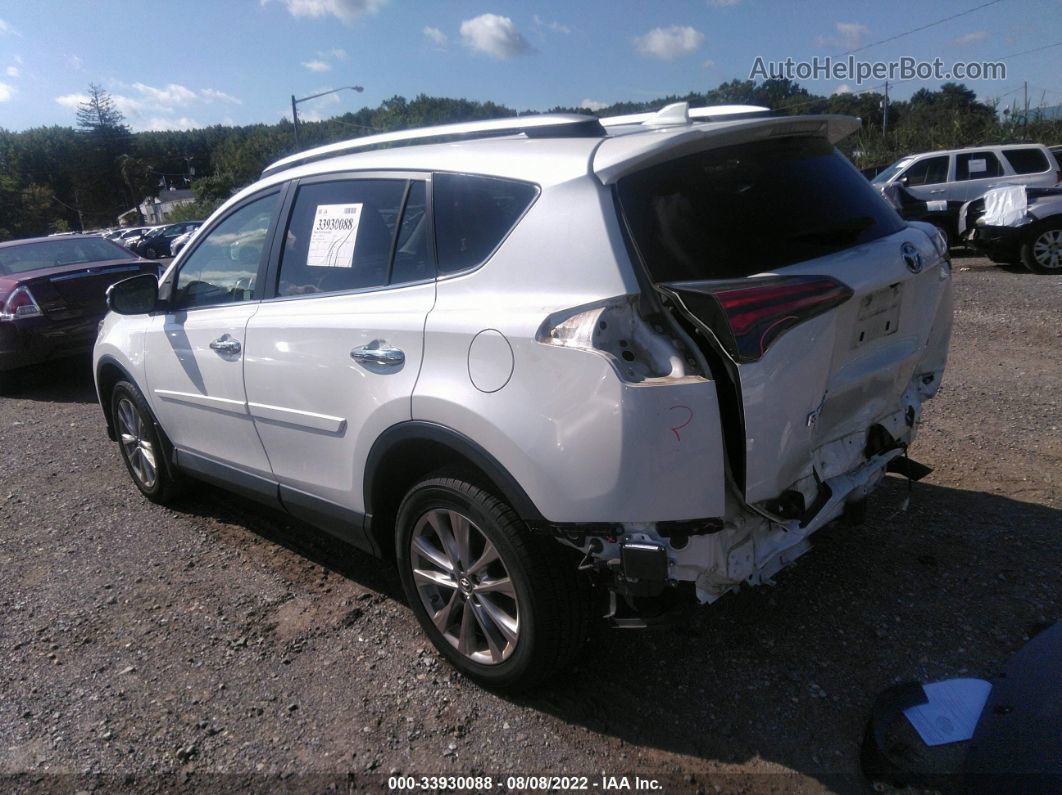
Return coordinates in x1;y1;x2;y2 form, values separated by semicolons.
291;85;364;150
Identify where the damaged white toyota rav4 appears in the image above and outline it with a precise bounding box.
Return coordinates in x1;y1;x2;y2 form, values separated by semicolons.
95;103;952;689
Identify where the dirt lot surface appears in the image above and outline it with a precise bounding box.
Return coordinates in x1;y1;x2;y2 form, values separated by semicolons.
1;254;1059;793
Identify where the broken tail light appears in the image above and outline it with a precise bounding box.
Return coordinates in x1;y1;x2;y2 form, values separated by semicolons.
664;275;853;363
536;297;688;382
0;286;43;321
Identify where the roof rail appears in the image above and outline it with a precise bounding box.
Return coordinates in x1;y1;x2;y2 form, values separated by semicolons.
262;113;605;178
599;102;773;128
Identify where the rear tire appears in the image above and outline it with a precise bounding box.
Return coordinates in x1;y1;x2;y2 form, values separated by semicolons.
1020;221;1062;274
111;380;183;504
395;476;591;691
144;246;158;260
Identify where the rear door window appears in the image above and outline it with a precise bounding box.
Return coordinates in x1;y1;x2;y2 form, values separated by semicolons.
903;155;949;186
617;135;905;281
275;179;408;297
956;151;1003;180
433;173;538;275
1002;148;1049;175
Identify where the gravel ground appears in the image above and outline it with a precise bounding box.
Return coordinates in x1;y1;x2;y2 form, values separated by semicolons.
1;254;1059;793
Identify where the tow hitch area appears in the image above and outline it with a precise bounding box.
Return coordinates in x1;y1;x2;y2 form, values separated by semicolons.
603;542;675;628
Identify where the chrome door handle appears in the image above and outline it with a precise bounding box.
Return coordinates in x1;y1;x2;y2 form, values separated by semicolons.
209;336;242;355
350;343;404;367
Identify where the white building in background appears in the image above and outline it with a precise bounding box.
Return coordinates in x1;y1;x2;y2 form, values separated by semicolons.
118;188;196;226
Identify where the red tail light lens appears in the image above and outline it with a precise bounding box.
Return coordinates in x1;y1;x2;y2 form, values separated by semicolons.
664;276;853;363
0;286;43;321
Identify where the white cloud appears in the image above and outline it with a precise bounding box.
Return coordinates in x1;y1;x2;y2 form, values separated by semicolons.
302;59;331;72
633;25;704;60
13;54;23;64
132;82;197;108
5;65;18;78
532;15;571;35
706;0;742;6
833;84;852;95
579;98;606;112
142;116;203;132
55;92;88;109
702;58;715;68
265;0;386;25
817;22;868;50
423;26;448;46
0;81;13;102
953;30;989;46
0;18;21;36
66;54;83;71
200;88;242;104
320;47;347;59
460;13;532;59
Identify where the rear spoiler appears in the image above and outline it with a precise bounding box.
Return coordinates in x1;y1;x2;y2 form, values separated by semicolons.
592;113;862;185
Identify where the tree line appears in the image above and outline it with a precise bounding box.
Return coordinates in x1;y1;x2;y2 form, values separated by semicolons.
1;78;1059;240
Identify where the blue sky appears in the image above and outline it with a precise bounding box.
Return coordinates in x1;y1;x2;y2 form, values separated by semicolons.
0;0;1059;132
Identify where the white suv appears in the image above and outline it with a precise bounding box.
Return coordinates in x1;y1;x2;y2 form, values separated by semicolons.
95;104;953;689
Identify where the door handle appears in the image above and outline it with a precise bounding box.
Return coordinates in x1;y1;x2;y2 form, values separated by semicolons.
350;343;404;367
209;336;242;355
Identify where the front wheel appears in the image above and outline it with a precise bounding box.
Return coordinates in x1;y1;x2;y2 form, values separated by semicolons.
395;476;591;691
111;380;182;504
144;246;158;260
1021;222;1062;274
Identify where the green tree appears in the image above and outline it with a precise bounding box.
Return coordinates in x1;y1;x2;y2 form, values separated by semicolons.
74;84;134;226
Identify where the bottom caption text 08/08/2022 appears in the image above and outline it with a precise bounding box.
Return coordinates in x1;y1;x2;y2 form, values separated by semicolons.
387;774;665;791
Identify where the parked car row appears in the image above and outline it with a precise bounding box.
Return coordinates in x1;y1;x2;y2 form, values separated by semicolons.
97;221;204;258
871;142;1061;248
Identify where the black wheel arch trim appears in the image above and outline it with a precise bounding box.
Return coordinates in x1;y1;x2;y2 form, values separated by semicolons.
95;354;132;440
364;420;547;525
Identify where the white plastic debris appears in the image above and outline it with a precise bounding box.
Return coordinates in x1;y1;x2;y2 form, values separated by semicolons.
981;186;1028;227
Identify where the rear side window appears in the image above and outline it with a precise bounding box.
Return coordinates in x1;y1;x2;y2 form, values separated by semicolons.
1002;148;1049;175
276;179;408;297
956;151;1003;180
617;136;905;281
903;155;949;186
433;173;538;275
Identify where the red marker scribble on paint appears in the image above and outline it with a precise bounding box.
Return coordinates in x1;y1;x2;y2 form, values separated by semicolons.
668;405;693;441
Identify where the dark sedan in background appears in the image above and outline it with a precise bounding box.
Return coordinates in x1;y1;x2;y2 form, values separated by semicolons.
0;236;160;389
129;220;202;259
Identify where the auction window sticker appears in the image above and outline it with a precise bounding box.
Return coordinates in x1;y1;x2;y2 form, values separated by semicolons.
307;203;362;268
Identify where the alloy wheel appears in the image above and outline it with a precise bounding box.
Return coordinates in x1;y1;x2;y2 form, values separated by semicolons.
409;508;520;665
117;397;157;489
1032;229;1062;270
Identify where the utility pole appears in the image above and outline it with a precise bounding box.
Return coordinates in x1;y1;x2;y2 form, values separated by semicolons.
1023;81;1029;141
291;94;301;150
882;80;889;137
290;85;364;151
72;189;85;233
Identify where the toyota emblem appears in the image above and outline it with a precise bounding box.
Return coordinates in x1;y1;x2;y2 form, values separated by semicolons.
901;242;923;273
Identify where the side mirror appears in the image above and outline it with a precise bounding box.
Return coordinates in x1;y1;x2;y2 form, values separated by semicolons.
898;175;909;186
107;273;159;315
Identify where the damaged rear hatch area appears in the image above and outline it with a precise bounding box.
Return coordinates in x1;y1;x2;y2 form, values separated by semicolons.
600;120;953;601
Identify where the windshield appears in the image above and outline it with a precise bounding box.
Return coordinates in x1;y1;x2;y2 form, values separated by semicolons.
0;238;132;276
871;158;914;184
618;135;905;281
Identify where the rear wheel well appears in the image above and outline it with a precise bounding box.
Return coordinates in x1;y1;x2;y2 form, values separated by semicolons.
367;437;524;561
96;361;127;434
